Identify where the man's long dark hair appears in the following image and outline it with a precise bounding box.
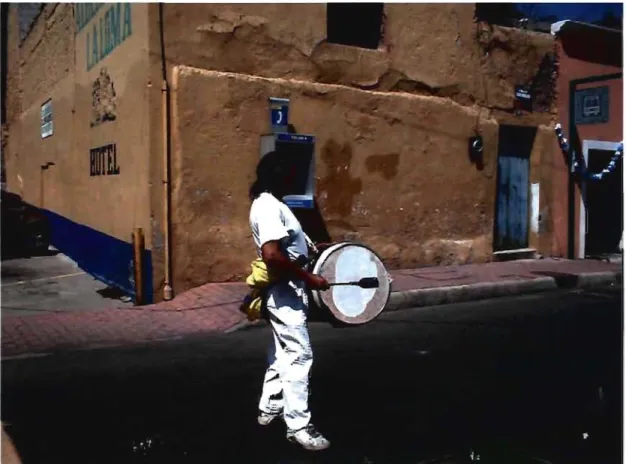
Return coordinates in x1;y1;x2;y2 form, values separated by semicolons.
249;151;287;201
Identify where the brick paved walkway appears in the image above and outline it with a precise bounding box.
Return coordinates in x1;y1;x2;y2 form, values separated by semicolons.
2;258;621;358
2;283;248;357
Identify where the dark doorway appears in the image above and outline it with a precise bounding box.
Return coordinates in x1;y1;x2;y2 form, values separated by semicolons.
326;3;383;50
585;148;623;257
494;125;537;252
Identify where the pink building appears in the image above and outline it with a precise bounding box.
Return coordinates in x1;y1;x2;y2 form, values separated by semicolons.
551;20;622;260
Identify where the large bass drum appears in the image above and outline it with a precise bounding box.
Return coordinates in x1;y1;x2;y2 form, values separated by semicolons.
309;242;391;325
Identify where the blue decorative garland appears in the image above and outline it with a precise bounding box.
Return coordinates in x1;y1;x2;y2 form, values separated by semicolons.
555;124;623;181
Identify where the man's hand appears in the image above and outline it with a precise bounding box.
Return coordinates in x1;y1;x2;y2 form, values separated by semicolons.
262;240;330;290
305;273;330;291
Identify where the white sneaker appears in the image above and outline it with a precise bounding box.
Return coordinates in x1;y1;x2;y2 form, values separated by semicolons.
287;424;330;451
258;410;281;426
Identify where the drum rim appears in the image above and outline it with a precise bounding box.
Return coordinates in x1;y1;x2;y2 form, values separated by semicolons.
310;241;391;325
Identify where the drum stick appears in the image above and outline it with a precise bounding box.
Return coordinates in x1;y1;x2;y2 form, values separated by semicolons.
327;277;380;289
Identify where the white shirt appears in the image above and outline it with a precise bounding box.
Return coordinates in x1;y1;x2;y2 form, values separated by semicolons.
250;192;310;263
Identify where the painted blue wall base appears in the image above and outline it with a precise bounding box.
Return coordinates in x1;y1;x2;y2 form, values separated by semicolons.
42;209;154;304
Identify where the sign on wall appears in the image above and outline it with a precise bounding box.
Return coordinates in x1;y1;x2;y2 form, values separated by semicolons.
90;143;120;176
41;99;53;138
74;3;133;71
514;86;532;113
575;86;610;125
269;97;289;133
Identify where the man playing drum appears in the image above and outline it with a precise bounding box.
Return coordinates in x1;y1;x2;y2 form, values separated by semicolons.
248;150;331;451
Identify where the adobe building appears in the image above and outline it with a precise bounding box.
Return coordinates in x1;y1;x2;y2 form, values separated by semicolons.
550;20;623;261
3;4;561;304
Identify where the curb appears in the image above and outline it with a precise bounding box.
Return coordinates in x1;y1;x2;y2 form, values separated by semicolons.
575;271;622;288
226;271;622;332
385;271;622;312
386;277;558;312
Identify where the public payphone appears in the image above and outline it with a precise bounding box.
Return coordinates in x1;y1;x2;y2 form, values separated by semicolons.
260;98;316;209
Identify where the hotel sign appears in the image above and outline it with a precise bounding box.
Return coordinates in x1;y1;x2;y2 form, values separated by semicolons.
90;143;120;176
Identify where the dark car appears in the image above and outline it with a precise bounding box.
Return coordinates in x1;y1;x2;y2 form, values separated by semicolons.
1;190;51;257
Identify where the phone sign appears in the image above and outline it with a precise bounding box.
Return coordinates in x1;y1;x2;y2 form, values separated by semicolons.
269;97;289;132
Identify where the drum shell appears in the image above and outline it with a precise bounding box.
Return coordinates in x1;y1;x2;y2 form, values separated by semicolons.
308;242;391;325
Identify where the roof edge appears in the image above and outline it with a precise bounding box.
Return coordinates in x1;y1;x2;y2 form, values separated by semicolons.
551;19;622;36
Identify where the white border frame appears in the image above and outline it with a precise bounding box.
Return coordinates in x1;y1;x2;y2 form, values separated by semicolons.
578;140;621;258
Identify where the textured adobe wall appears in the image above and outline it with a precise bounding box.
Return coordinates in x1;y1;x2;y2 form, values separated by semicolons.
145;4;168;302
169;66;554;291
157;4;558;294
160;3;556;110
18;5;75;114
5;6;22;126
4;4;75;205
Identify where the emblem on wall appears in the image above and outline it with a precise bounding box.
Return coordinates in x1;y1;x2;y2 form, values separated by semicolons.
91;67;117;127
575;86;610;125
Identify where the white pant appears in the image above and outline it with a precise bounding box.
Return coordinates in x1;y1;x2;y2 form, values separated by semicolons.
258;280;313;432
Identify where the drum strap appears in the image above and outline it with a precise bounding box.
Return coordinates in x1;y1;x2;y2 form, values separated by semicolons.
304;233;318;254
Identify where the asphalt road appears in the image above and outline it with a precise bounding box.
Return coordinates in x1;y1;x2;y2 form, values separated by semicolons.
2;286;622;464
1;250;133;316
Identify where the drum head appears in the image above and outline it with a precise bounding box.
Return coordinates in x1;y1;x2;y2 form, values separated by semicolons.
311;243;391;325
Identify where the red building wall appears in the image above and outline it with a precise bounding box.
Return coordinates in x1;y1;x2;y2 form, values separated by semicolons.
552;24;622;257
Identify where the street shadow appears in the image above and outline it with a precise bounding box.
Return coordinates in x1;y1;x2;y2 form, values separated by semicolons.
0;266;37;281
96;286;131;302
532;271;580;288
1;247;59;262
4;288;623;463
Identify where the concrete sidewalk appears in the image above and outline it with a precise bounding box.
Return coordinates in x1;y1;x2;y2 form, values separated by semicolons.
386;258;622;310
2;258;622;358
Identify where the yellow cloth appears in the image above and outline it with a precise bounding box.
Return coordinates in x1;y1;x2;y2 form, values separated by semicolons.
240;259;279;321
